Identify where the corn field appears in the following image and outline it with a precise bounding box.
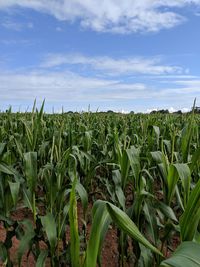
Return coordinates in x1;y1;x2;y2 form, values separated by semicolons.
0;101;200;267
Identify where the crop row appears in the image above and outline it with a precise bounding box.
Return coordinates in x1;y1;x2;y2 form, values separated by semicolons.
0;102;200;266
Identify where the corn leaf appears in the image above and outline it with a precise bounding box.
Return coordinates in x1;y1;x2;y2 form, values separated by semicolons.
180;178;200;241
41;213;57;253
8;181;20;207
36;250;48;267
24;152;37;191
106;202;162;256
69;175;80;267
85;200;111;267
160;241;200;267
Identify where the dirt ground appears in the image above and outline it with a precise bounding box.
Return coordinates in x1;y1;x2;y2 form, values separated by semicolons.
0;206;119;267
0;200;180;267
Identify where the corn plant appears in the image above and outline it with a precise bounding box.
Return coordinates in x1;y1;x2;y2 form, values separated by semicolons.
0;101;199;267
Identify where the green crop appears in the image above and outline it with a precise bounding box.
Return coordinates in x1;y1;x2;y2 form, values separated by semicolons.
0;101;199;267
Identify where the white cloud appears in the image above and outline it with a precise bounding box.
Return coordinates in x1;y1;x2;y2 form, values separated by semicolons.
162;80;200;95
120;109;129;114
55;26;62;32
0;58;198;114
0;39;33;45
1;19;34;31
27;22;34;28
174;80;200;87
0;70;147;102
41;53;183;75
149;75;197;79
146;108;158;113
1;20;22;31
182;107;190;112
0;0;200;33
0;70;198;109
157;86;200;96
168;107;176;113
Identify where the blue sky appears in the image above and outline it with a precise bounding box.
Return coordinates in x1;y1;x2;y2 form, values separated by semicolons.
0;1;200;113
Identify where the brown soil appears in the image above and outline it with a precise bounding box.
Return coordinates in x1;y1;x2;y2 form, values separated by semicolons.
0;202;180;267
0;205;119;267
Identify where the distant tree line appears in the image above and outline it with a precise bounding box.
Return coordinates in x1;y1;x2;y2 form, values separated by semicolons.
150;107;200;115
62;108;200;115
194;107;200;114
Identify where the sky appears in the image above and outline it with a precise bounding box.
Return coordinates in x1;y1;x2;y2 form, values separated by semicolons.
0;0;200;113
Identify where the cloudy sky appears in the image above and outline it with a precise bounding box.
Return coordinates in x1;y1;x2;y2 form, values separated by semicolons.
0;0;200;112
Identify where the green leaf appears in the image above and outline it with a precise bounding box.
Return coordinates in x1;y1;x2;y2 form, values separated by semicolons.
85;200;111;267
151;151;163;164
14;137;24;159
0;143;6;157
139;244;154;267
165;165;178;205
112;170;125;210
76;182;88;215
143;201;158;245
173;163;191;207
22;120;33;150
41;213;57;253
38;99;45;122
23;188;33;211
120;150;130;189
106;202;162;256
156;201;178;223
36;250;48;267
190;147;200;172
0;163;21;178
126;146;140;186
0;242;8;265
18;220;35;267
69;175;80;267
180;124;193;163
180;178;200;241
8;181;20;207
24;152;37;191
160;241;200;267
166;164;189;206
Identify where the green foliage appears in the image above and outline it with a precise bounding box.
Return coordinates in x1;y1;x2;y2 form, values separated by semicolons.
0;102;199;266
160;242;200;267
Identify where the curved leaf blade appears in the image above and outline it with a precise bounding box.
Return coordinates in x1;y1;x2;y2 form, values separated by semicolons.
160;242;200;267
106;202;162;256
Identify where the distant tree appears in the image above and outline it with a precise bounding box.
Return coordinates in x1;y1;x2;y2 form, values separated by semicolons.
130;111;135;114
150;109;169;114
173;110;181;114
158;109;169;114
194;107;200;114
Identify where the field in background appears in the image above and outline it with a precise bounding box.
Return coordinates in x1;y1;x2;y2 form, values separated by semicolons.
0;104;200;267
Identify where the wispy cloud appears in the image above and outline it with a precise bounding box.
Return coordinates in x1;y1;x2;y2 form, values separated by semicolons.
174;79;200;87
0;69;198;111
0;39;33;46
1;19;22;31
55;26;62;32
0;0;200;33
1;19;34;31
41;53;184;75
0;70;147;101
